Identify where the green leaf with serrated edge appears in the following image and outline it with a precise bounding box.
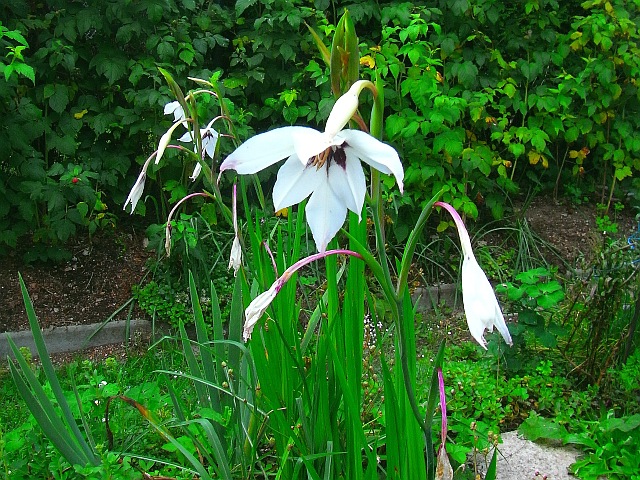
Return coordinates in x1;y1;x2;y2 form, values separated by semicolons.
49;85;69;113
235;0;257;16
12;62;35;83
537;290;564;309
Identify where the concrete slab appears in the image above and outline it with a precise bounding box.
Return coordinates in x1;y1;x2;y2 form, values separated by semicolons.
412;283;461;312
0;319;152;359
473;431;581;480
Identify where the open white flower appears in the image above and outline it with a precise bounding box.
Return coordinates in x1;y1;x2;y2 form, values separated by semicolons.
179;118;219;159
220;80;404;252
164;101;185;122
435;201;513;350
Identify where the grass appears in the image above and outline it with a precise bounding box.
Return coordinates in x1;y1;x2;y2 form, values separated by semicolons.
0;340;196;478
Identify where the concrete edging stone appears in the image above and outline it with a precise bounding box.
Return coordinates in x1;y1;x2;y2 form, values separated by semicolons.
0;319;152;359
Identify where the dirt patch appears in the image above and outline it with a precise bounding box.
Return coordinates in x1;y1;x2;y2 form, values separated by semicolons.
0;231;152;333
522;198;637;266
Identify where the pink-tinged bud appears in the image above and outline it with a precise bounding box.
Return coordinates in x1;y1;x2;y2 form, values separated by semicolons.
242;249;363;341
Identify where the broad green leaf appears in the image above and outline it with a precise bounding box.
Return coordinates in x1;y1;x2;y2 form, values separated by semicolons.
49;84;69;113
503;83;516;98
147;3;164;23
456;60;478;87
614;165;632;180
519;414;568;442
236;0;257;16
10;62;35;84
508;142;525;158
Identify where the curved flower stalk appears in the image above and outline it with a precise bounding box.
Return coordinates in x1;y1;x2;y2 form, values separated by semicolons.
434;201;513;349
243;249;363;341
436;368;453;480
164;192;214;257
220;80;404;253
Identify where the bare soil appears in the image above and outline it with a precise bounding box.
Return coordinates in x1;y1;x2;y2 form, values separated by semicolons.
0;231;152;334
0;199;636;335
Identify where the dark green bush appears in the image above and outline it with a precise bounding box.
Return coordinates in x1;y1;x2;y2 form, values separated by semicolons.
2;0;640;259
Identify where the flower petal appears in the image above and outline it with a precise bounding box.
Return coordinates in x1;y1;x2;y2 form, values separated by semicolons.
228;236;242;276
202;129;219;159
340;130;404;192
220;126;315;174
293;129;333;166
178;130;193;143
189;162;202;182
164;101;185;122
124;156;153;213
305;177;348;252
328;151;366;218
243;283;279;341
462;256;512;349
324;80;374;137
123;172;146;213
272;155;324;211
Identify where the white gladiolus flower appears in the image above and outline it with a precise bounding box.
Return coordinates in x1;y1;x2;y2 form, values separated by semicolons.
243;283;279;341
435;201;513;349
178;117;220;160
220;80;404;252
189;162;202;182
164;101;185;122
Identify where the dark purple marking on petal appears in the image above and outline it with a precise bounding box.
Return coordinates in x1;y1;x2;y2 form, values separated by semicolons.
333;147;347;170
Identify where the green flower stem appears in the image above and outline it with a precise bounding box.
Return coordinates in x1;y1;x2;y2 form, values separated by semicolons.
341;229;398;320
396;299;430;438
395;189;444;299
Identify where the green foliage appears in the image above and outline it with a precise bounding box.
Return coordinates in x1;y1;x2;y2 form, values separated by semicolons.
420;348;589;476
139;212;236;329
0;0;233;258
562;226;639;383
133;280;194;327
520;411;640;480
4;0;640;259
495;267;567;369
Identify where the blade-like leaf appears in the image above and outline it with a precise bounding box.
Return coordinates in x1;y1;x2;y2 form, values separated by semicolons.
7;355;87;466
16;274;99;465
305;22;330;66
425;341;447;480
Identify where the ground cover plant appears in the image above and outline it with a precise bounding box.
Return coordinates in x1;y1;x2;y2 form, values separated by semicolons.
2;1;639;480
